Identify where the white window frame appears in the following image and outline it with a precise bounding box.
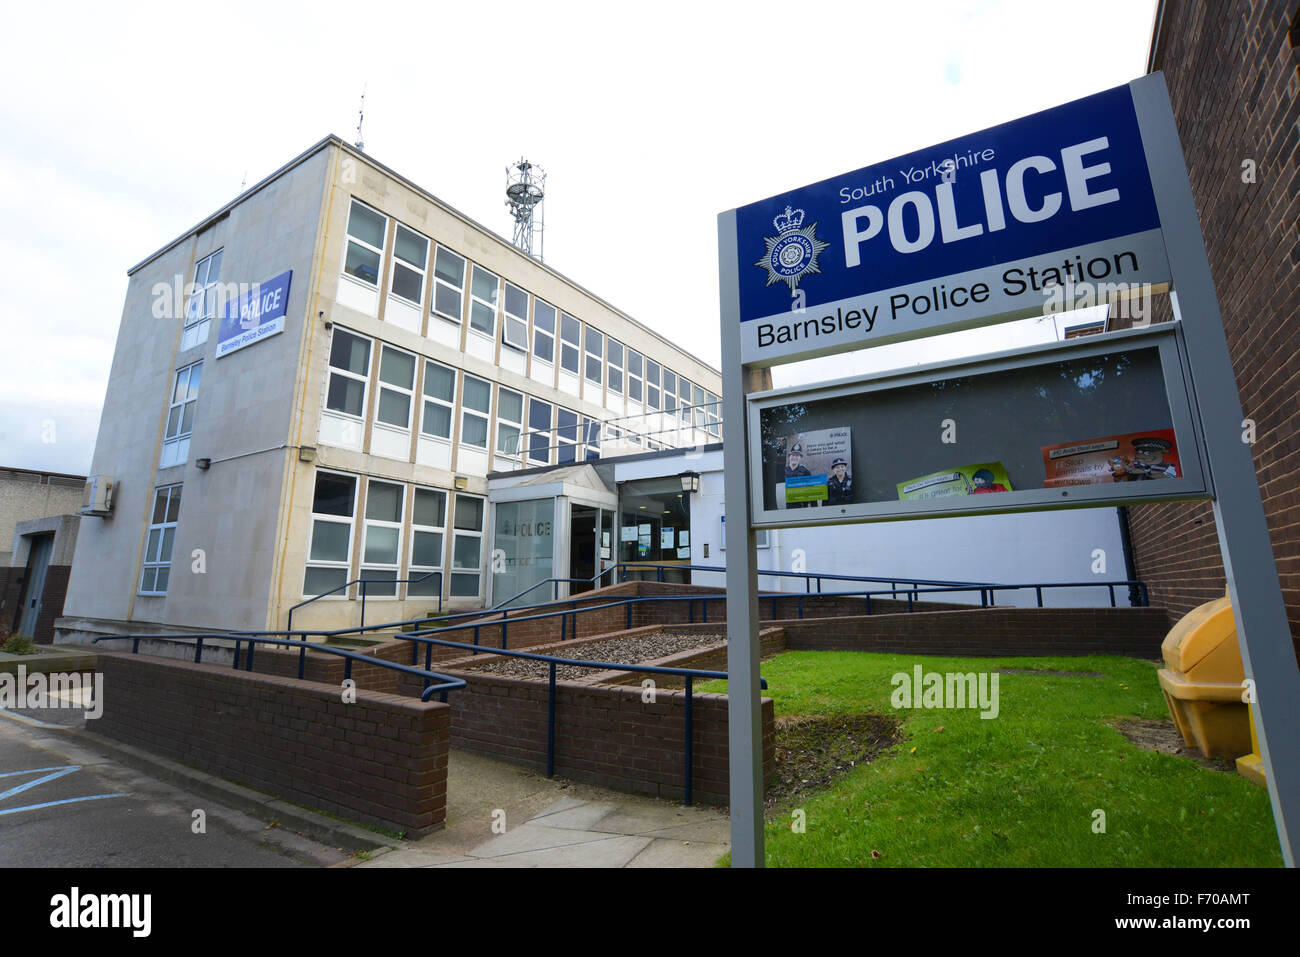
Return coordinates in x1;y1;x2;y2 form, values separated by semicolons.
585;327;604;385
450;492;486;598
679;377;694;425
560;313;581;375
556;407;579;464
693;383;707;429
409;486;447;598
389;222;429;307
342;199;388;289
468;265;499;339
304;470;358;598
527;397;553;465
460;373;492;449
140;484;182;595
606;339;624;401
502;282;530;352
496;386;524;459
360;478;405;598
431;245;466;324
183;249;222;350
325;328;373;422
420;359;457;440
582;417;602;461
375;343;417;430
706;390;721;438
532;299;556;365
627;349;644;405
161;361;202;468
663;370;678;417
645;359;661;412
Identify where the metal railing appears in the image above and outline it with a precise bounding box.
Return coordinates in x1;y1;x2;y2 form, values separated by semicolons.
391;628;764;805
92;631;466;702
287;570;443;636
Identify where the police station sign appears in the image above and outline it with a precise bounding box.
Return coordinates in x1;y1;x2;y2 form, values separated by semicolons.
216;269;293;359
732;83;1170;365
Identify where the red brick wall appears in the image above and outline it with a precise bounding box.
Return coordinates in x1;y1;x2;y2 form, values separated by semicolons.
781;607;1171;658
1131;0;1300;650
427;669;775;805
89;652;450;836
0;564;71;644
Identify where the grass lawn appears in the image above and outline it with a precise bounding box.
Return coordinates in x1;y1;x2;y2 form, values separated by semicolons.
699;651;1282;867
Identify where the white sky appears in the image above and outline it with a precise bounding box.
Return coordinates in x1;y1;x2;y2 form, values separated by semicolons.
0;0;1157;474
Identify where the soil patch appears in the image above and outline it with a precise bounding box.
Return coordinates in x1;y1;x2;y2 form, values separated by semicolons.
470;632;724;681
1113;718;1236;773
765;713;902;812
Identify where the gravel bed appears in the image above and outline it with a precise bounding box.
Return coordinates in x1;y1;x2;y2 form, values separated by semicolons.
469;632;725;681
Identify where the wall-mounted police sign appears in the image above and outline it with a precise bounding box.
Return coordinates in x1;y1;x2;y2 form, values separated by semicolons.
216;269;293;359
717;73;1300;869
733;83;1170;366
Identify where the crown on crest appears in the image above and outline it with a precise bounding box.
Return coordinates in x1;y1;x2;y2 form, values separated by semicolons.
773;206;804;233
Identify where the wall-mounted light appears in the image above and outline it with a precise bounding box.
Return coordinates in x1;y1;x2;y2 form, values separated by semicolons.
195;457;211;470
454;475;469;491
678;471;700;494
298;446;317;463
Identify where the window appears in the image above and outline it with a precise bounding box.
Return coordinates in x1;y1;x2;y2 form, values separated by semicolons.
583;418;602;460
533;299;556;364
140;485;182;595
706;390;720;437
343;200;387;286
607;339;624;396
361;479;403;597
390;224;428;305
559;313;580;374
502;283;529;352
326;329;371;418
461;374;491;448
646;359;661;411
304;472;356;596
679;376;693;424
420;360;456;439
627;349;643;404
469;266;498;337
161;362;201;468
432;246;466;322
556;408;578;464
409;487;446;597
496;387;524;458
585;328;604;385
663;370;677;416
528;398;552;464
693;383;706;429
376;345;416;429
450;493;485;597
183;249;221;350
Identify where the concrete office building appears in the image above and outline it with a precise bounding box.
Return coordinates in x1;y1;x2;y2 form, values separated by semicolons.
57;136;722;640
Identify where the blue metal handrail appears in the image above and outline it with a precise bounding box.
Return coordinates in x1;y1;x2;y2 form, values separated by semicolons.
287;570;444;636
392;628;767;805
91;632;466;702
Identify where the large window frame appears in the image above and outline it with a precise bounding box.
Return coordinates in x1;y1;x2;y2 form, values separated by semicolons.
389;222;429;307
182;249;222;350
450;493;486;598
161;361;202;469
325;329;372;421
560;313;581;375
528;397;553;465
375;344;417;430
420;359;457;440
460;374;492;449
502;282;530;352
140;484;182;596
532;299;556;365
496;386;524;459
342;199;387;288
432;245;466;324
606;339;624;400
304;471;357;598
360;478;405;598
468;265;499;339
409;486;447;598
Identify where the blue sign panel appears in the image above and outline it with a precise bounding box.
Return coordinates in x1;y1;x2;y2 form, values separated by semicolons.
731;82;1169;365
216;270;293;358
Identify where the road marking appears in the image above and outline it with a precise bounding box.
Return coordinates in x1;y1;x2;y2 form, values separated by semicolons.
0;765;126;816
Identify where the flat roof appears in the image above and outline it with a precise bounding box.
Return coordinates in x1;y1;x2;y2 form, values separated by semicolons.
127;135;721;378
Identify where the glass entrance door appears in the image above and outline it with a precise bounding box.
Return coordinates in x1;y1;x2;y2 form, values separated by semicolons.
570;505;598;593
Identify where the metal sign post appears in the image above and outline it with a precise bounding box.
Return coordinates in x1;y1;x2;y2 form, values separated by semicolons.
717;72;1299;867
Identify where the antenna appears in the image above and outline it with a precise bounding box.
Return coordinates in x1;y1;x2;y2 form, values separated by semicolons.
355;86;366;152
505;158;546;260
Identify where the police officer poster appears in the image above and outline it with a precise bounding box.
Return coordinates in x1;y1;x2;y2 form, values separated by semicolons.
778;428;853;507
1042;429;1181;487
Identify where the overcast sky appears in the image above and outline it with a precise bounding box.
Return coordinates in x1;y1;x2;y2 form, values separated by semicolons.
0;0;1157;475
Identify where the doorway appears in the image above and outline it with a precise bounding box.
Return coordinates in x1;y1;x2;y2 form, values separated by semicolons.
570;506;598;593
15;533;54;638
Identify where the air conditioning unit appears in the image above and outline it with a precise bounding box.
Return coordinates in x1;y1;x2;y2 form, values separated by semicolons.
80;475;115;516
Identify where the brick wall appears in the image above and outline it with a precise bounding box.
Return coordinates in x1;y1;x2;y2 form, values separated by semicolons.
421;669;774;805
1130;0;1300;652
780;607;1171;658
0;567;21;641
0;564;71;645
90;652;450;835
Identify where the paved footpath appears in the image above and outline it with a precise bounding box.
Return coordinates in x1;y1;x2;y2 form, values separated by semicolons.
354;750;730;868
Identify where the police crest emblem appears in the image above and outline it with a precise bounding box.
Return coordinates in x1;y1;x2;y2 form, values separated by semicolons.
755;206;830;291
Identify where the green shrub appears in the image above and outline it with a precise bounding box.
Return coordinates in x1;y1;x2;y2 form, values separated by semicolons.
1;634;37;655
